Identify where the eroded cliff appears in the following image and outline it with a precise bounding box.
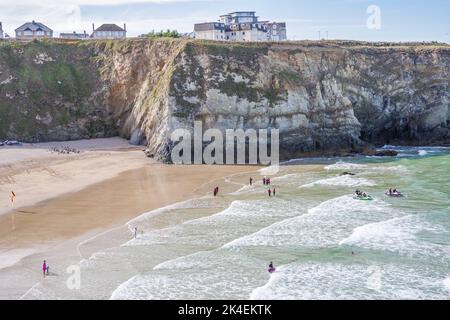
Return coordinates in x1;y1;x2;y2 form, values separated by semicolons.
0;39;448;161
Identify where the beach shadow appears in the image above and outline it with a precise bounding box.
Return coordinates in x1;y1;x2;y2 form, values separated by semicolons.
16;210;38;215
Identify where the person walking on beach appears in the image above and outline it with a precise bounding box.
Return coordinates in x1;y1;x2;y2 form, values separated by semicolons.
42;260;47;278
268;189;272;197
250;177;253;186
134;227;138;239
263;177;266;186
273;188;276;197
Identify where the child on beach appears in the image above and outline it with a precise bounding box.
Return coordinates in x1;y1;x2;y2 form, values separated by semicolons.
42;260;47;278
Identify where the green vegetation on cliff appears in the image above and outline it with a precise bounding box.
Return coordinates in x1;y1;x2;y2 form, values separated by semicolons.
0;39;116;141
0;38;448;156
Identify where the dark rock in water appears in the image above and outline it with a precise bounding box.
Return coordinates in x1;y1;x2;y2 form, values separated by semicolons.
374;150;399;157
341;172;356;176
361;148;398;157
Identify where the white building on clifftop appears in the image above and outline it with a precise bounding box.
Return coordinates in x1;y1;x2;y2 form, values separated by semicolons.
15;21;53;39
194;11;287;42
91;23;127;39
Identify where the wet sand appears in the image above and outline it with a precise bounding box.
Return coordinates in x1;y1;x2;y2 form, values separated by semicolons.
0;139;258;299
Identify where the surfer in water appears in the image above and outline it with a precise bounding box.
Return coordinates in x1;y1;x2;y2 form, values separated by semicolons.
268;262;276;273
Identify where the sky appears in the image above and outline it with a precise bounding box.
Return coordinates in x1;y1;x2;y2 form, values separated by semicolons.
0;0;449;42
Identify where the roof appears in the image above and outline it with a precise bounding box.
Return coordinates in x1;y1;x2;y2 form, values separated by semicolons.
15;21;52;32
229;11;256;15
94;24;125;32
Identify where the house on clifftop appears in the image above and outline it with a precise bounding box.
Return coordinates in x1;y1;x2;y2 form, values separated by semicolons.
194;11;287;42
91;23;127;39
15;21;53;39
60;31;90;40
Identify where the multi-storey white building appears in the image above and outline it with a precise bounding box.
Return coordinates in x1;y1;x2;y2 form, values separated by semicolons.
194;11;287;42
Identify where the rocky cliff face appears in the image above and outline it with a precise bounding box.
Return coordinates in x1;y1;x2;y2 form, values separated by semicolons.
0;39;448;161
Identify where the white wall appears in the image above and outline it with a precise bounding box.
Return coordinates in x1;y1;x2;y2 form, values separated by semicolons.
195;30;225;41
93;30;126;39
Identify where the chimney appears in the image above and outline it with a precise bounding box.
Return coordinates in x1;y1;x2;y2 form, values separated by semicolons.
124;23;127;32
92;23;95;32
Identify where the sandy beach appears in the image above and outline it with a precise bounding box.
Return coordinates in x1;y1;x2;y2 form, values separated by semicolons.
0;138;257;299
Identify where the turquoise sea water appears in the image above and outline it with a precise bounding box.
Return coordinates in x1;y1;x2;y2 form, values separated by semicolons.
23;146;450;300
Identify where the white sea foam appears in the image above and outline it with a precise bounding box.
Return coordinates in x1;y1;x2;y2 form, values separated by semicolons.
444;278;450;292
418;150;428;156
111;273;243;300
340;215;449;260
124;198;301;249
225;196;395;249
111;249;262;300
325;162;368;171
299;175;376;188
250;262;449;300
272;173;301;181
325;160;410;175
